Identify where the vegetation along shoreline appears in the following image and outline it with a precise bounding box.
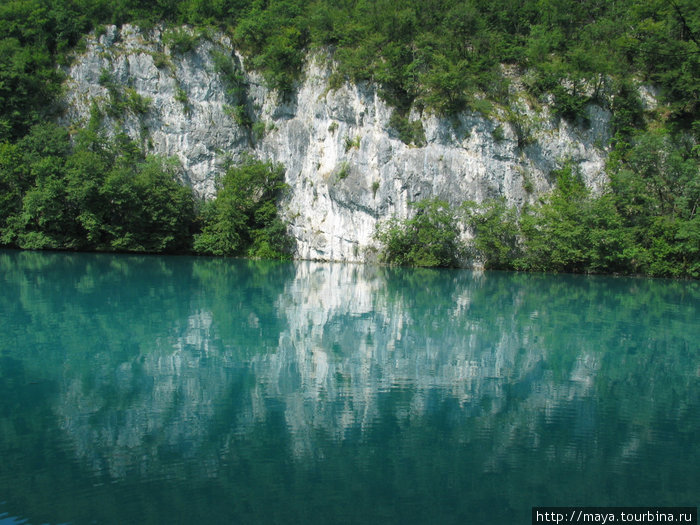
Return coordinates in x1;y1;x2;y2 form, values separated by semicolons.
1;0;697;278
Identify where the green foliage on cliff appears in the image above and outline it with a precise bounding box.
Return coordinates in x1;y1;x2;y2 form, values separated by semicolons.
376;199;463;268
0;0;698;273
194;159;293;259
1;0;698;134
380;143;698;277
0;122;196;253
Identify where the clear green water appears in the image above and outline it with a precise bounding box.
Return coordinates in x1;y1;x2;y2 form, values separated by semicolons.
0;249;698;524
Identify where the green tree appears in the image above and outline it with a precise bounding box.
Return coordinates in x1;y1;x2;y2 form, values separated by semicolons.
100;156;195;253
2;122;196;253
517;163;595;273
609;130;700;276
194;159;292;259
3;123;76;249
463;197;520;270
375;198;463;267
0;142;29;244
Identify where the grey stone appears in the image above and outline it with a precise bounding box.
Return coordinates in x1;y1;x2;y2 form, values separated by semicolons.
62;25;614;263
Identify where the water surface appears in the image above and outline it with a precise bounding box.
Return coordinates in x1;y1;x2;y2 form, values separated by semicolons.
0;250;698;524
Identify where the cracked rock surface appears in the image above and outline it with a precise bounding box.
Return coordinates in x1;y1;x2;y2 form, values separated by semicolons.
62;24;612;262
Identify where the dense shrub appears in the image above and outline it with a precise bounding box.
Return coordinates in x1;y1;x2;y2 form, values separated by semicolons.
0;123;296;259
162;28;199;55
463;198;521;270
194;159;293;259
3;0;698;132
0;123;196;253
378;140;698;278
375;198;463;267
461;141;699;278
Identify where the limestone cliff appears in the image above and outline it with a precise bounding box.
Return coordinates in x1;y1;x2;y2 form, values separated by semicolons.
62;25;611;262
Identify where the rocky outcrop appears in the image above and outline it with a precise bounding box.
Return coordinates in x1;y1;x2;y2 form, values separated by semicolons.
62;25;612;262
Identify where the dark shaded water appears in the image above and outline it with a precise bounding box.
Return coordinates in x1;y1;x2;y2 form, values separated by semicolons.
0;250;698;524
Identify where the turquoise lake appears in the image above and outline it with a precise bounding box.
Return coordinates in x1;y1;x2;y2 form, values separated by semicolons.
0;249;698;524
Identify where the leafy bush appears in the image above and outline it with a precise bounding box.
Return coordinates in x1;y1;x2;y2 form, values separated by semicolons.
375;198;463;267
0;123;296;260
211;49;248;101
100;156;195;252
0;123;195;253
336;162;350;181
124;88;151;115
608;131;700;277
463;198;520;270
492;125;505;142
252;121;266;141
224;104;252;128
343;135;360;152
99;72;151;118
175;87;189;105
389;112;426;146
551;85;590;124
163;28;199;55
461;154;698;277
516;165;598;273
151;51;173;71
233;3;308;92
194;159;293;259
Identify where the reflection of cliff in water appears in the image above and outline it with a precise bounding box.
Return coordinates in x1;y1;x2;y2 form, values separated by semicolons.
256;262;601;459
3;251;696;486
56;309;235;479
48;259;658;479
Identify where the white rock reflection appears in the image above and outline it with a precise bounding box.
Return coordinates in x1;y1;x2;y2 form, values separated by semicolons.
56;262;602;478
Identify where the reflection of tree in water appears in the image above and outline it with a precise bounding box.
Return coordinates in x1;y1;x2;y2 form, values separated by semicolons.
1;251;295;480
1;250;698;521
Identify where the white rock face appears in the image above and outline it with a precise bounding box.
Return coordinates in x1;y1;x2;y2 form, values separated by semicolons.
62;25;612;262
